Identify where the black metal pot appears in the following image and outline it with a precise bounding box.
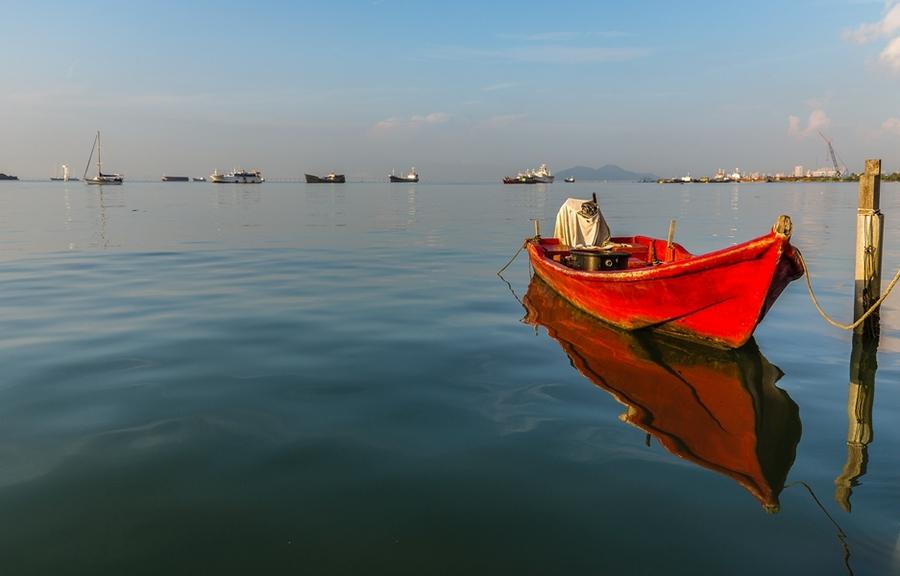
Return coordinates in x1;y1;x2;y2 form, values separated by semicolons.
570;249;629;271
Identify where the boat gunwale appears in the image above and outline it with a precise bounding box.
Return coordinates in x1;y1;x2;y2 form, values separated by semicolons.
528;231;788;283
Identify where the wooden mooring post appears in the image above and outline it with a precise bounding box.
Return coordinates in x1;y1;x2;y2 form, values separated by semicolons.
835;159;884;509
854;159;884;336
835;330;877;511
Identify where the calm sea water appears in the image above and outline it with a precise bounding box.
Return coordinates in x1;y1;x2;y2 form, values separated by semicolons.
0;180;897;575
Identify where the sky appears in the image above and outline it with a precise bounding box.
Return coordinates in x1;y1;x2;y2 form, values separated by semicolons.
2;0;900;181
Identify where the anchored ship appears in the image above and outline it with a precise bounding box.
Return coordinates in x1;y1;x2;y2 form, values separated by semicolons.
529;163;554;183
51;164;78;182
305;172;345;183
209;169;264;183
83;131;123;185
503;163;554;184
389;167;418;183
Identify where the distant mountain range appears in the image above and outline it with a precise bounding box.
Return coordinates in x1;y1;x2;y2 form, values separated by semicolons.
556;164;657;181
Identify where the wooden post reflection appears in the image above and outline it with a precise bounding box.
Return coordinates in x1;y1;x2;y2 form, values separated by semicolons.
834;329;878;512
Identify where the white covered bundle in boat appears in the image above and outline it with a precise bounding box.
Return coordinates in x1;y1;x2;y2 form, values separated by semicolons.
553;197;611;247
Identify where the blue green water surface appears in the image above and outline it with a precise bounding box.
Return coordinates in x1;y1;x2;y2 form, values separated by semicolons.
0;180;897;575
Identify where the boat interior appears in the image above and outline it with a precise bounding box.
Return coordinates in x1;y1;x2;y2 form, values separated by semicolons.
536;236;693;270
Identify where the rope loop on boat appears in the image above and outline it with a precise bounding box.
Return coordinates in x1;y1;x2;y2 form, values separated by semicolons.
796;248;900;331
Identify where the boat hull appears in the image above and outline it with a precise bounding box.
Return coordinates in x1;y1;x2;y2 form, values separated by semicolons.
209;172;263;183
526;219;803;348
389;175;418;183
306;174;345;183
503;176;538;184
162;175;190;182
85;176;123;185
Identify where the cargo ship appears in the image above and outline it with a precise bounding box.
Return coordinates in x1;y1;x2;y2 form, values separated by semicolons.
389;167;418;183
306;172;345;183
162;175;190;182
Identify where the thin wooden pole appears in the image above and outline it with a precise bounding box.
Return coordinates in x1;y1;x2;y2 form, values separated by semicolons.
666;219;677;261
854;159;884;335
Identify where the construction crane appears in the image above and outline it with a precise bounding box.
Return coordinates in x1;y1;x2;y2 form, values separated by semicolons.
818;131;843;177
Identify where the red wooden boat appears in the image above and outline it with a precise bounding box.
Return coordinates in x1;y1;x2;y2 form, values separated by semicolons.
522;277;801;512
526;214;804;348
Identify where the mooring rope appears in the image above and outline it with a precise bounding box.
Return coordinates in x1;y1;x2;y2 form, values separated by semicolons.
796;247;900;331
784;481;854;575
497;241;526;276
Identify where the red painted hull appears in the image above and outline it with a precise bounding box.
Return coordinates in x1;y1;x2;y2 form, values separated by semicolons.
522;277;801;511
526;217;804;348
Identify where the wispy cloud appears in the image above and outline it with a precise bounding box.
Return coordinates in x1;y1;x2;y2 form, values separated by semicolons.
788;108;831;138
882;116;900;134
844;2;900;43
845;1;900;70
373;112;450;131
482;82;518;92
487;113;528;127
497;31;630;42
430;45;649;64
496;31;579;42
880;36;900;69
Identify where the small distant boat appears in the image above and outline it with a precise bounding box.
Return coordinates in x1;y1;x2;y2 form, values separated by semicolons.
564;177;575;183
51;164;78;182
306;172;345;183
0;173;19;181
162;175;190;182
192;177;206;182
503;163;554;184
209;169;264;183
389;167;419;183
82;131;123;185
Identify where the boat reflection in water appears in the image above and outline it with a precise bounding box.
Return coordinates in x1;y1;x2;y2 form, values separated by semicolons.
522;277;802;512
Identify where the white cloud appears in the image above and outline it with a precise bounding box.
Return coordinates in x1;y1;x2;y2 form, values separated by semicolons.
429;45;648;64
882;116;900;134
496;31;579;42
788;108;832;138
845;2;900;44
373;112;449;131
487;113;528;127
482;82;518;92
879;35;900;69
412;112;449;124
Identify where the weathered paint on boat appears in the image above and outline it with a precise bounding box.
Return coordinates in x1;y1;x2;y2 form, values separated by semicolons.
525;215;804;348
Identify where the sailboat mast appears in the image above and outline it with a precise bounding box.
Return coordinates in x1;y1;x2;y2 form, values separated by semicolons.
82;132;98;180
97;131;102;176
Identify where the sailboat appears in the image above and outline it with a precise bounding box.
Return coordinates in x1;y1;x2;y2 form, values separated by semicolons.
51;164;79;182
83;131;123;185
